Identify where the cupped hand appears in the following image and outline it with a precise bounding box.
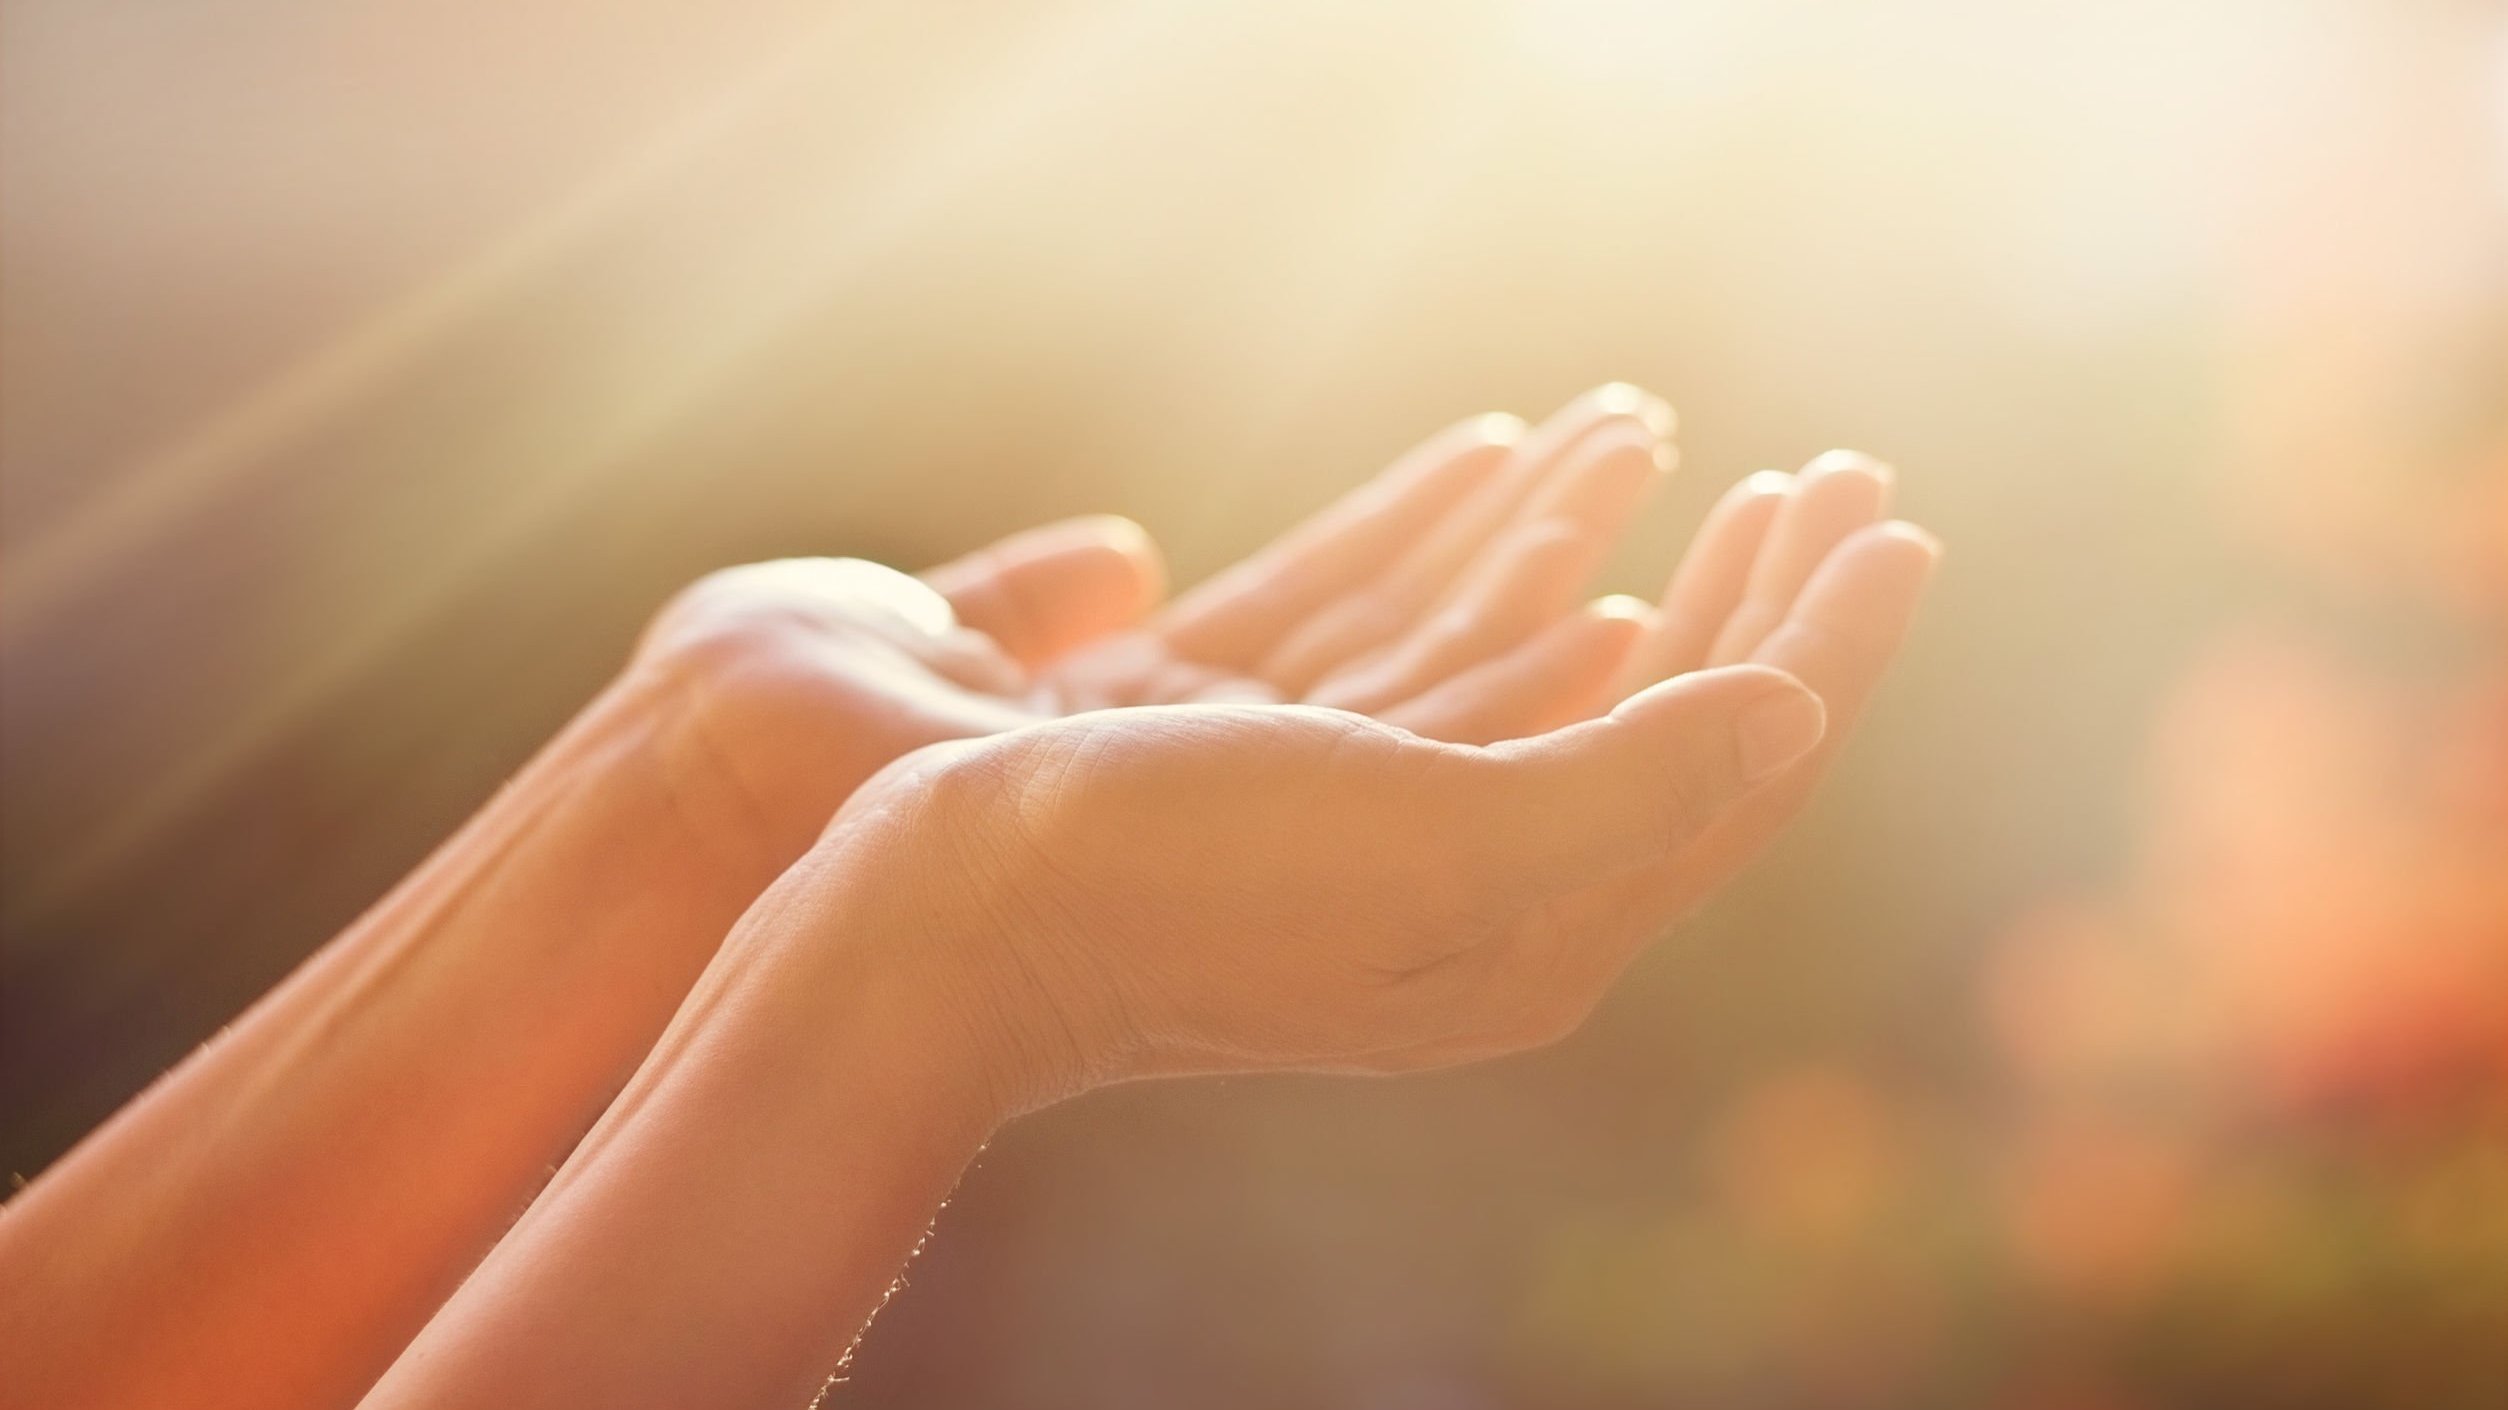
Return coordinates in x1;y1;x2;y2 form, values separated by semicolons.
831;668;1816;1110
1600;448;1940;920
815;450;1937;1111
627;386;1678;867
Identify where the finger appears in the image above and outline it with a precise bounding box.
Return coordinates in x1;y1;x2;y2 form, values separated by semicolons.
1252;384;1671;693
1610;470;1791;698
1703;451;1893;666
1390;385;1671;600
923;516;1167;668
919;626;1032;696
1304;508;1616;715
1156;415;1521;666
1613;519;1942;928
1452;664;1825;892
1259;413;1666;694
1445;528;1938;1030
1513;391;1676;527
1403;531;1933;1061
1380;596;1652;745
1154;660;1287;706
1732;518;1941;785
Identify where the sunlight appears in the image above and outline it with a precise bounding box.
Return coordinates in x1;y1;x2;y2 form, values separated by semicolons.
0;8;856;645
10;0;1180;913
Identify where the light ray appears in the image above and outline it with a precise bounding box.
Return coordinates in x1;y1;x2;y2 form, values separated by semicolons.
17;0;1179;916
0;3;883;645
1215;12;1524;432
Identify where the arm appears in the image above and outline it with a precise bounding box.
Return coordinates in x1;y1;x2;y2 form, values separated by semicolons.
0;672;795;1410
363;502;1937;1408
354;845;1016;1410
0;387;1688;1410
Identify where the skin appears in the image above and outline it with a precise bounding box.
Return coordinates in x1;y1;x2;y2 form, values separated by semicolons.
0;387;1936;1410
0;387;1656;1410
365;446;1934;1408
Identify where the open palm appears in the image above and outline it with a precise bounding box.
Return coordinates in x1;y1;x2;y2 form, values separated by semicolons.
630;387;1676;864
838;468;1935;1103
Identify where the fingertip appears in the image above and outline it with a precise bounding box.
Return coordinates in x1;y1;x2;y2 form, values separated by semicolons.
1607;660;1806;716
1866;518;1943;560
1473;411;1529;446
1761;454;1893;563
1073;511;1154;554
1589;593;1659;631
1694;471;1792;547
1584;419;1675;481
1611;665;1823;785
1804;448;1893;485
933;515;1171;664
931;625;1031;696
1374;594;1652;746
1074;509;1161;560
1532;422;1672;534
1380;416;1524;500
1590;381;1678;440
1560;595;1653;674
1059;513;1169;613
1576;400;1675;475
1495;663;1822;881
1733;681;1827;782
1791;452;1895;521
1835;519;1946;587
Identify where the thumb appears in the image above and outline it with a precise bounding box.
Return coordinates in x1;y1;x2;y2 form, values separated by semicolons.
921;516;1167;667
1464;665;1825;889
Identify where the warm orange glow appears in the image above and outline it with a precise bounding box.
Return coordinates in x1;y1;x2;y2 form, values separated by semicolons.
5;0;2502;1404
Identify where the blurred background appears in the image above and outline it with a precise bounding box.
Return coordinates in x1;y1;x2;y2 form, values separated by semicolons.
4;0;2504;1405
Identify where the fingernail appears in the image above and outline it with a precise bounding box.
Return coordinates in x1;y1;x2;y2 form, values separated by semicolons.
1888;520;1944;559
1474;411;1528;446
1578;420;1672;479
1734;688;1826;782
1067;513;1152;554
1591;382;1677;439
1742;469;1795;497
1807;449;1892;484
1592;593;1653;622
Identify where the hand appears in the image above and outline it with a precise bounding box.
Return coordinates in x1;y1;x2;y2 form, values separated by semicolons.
830;670;1812;1109
1603;448;1937;918
823;464;1936;1108
627;386;1678;869
330;443;1936;1410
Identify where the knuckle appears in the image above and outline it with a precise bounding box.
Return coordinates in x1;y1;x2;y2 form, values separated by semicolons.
642;608;799;684
649;560;833;646
1620;742;1708;856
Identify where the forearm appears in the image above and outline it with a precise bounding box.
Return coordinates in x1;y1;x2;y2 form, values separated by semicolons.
360;835;1009;1410
0;674;801;1410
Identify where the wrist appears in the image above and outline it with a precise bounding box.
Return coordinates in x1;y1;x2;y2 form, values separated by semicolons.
603;648;880;895
615;633;973;885
357;809;1031;1410
541;671;800;903
787;756;1113;1121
